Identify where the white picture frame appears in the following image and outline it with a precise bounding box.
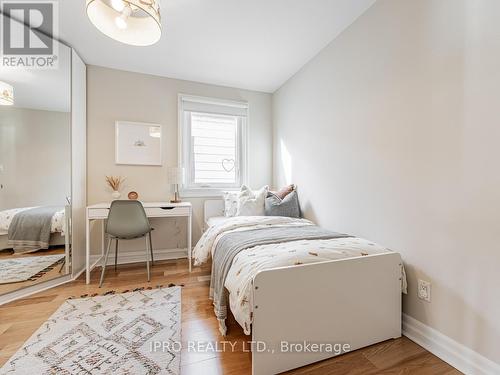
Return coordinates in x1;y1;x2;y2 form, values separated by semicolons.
115;121;162;166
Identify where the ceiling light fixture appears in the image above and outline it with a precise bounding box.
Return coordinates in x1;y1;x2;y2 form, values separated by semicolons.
0;81;14;106
86;0;162;46
110;0;125;12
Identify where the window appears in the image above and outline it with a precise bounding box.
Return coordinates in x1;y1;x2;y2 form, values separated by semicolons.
179;95;248;195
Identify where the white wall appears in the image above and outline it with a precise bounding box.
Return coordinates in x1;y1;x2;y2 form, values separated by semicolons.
273;0;500;365
0;108;71;210
87;66;272;254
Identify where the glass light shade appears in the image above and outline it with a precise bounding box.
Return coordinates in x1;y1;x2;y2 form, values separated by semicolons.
168;167;185;185
0;81;14;106
86;0;162;46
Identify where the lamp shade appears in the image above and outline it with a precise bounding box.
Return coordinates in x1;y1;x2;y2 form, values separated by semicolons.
0;81;14;106
168;167;185;185
86;0;162;46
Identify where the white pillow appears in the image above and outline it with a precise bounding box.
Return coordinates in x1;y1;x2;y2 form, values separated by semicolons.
222;191;239;217
236;185;269;216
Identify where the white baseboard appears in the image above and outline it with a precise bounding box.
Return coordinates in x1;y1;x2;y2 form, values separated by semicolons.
402;313;500;375
90;247;188;267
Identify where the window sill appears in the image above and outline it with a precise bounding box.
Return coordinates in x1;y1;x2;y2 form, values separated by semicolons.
180;188;239;198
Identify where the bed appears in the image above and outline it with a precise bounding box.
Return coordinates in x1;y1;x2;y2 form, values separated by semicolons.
0;207;67;252
196;200;406;375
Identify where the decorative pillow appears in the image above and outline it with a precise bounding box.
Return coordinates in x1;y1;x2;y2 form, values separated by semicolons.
265;190;300;218
236;185;268;216
222;191;239;217
271;184;295;200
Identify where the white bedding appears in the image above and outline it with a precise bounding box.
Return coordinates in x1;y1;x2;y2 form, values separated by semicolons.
193;216;314;265
194;216;407;335
206;216;231;228
0;207;65;235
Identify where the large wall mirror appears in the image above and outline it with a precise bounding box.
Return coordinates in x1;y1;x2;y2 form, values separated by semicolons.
0;26;72;296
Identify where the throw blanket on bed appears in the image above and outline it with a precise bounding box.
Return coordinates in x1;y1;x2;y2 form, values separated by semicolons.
210;225;352;321
7;206;61;253
194;216;315;265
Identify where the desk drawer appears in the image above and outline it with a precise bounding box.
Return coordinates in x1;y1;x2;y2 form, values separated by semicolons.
145;206;190;217
88;208;109;219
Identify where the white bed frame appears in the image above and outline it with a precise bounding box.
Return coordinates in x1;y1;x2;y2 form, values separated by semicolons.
203;199;225;231
204;200;402;375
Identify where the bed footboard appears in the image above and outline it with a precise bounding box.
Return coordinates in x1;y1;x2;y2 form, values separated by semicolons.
252;252;402;375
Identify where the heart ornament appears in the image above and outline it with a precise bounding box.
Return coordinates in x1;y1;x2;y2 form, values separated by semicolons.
222;159;235;172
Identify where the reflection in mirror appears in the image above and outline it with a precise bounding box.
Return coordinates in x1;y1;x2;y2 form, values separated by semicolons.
0;17;72;295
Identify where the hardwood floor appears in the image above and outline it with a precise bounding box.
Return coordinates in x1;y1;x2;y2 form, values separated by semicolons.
0;259;461;374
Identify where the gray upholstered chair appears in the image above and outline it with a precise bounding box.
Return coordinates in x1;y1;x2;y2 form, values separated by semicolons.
99;200;154;287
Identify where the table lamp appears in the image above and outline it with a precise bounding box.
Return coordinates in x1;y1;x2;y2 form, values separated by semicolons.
168;167;184;203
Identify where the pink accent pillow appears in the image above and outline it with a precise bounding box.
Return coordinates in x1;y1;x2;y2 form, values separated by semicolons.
271;184;295;200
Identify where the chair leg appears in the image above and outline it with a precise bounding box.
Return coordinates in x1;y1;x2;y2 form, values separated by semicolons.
149;232;154;265
58;258;66;273
114;239;119;271
145;236;151;282
99;237;113;288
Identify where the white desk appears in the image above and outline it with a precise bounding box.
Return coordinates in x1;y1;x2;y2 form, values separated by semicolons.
86;201;192;284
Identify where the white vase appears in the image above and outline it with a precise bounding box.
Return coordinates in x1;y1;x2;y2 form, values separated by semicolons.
111;190;121;200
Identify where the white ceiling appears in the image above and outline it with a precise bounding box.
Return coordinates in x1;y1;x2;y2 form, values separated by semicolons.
57;0;375;93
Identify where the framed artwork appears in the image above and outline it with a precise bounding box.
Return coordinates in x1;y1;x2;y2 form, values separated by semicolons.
115;121;162;166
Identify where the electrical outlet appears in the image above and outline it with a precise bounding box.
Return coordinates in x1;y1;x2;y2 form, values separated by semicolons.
418;279;431;302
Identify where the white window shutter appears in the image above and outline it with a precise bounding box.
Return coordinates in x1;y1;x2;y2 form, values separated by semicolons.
179;95;248;194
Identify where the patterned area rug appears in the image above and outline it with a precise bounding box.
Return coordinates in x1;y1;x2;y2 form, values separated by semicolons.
0;287;181;374
0;254;65;284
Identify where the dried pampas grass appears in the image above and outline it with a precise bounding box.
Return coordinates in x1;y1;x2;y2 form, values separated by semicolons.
105;176;125;191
